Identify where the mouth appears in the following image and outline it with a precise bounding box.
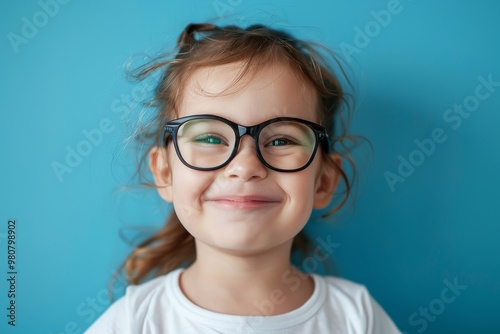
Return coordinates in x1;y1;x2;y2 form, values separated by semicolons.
206;195;281;210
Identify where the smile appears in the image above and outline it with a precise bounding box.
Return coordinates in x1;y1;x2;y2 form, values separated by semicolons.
206;196;281;210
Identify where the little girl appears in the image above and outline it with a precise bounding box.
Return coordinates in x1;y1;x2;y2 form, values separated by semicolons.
86;23;400;333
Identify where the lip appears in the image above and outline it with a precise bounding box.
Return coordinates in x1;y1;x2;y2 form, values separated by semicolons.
206;195;281;210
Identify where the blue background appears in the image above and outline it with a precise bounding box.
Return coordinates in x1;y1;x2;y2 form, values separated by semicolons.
1;0;499;333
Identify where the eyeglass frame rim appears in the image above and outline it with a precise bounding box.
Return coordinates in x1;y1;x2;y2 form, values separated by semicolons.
161;114;332;173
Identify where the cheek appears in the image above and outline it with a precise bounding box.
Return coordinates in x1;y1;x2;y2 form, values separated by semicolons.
168;149;202;193
285;160;323;210
171;169;210;201
168;158;214;215
297;157;323;190
293;179;317;209
281;170;318;210
170;180;204;225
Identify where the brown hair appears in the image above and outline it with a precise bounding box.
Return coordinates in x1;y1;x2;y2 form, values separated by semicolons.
120;23;358;285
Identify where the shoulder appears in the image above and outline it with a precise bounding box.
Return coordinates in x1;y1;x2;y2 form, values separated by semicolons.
124;269;180;323
85;269;181;334
84;295;129;333
126;270;174;304
317;275;372;303
312;275;401;334
314;275;373;317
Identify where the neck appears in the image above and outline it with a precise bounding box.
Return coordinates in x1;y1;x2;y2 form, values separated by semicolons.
179;240;314;316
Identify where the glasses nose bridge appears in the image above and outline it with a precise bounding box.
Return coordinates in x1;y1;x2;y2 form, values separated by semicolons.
236;124;260;142
233;124;262;158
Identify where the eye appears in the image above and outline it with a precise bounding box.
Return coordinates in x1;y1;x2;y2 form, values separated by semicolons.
194;134;226;145
266;137;297;147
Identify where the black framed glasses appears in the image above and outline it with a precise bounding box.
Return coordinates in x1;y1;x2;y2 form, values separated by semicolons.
162;114;331;172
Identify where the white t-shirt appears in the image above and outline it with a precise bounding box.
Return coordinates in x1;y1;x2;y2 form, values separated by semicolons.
85;269;400;333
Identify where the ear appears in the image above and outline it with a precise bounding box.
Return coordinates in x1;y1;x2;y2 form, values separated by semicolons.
149;147;173;203
313;153;342;209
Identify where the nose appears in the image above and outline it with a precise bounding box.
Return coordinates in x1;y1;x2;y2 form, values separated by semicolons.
224;136;268;181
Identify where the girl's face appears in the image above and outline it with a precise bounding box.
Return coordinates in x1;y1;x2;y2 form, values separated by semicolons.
151;63;339;256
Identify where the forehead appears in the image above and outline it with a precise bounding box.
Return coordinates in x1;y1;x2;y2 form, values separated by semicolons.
176;62;319;124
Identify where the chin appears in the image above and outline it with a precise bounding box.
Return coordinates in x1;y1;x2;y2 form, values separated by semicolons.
210;234;292;255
